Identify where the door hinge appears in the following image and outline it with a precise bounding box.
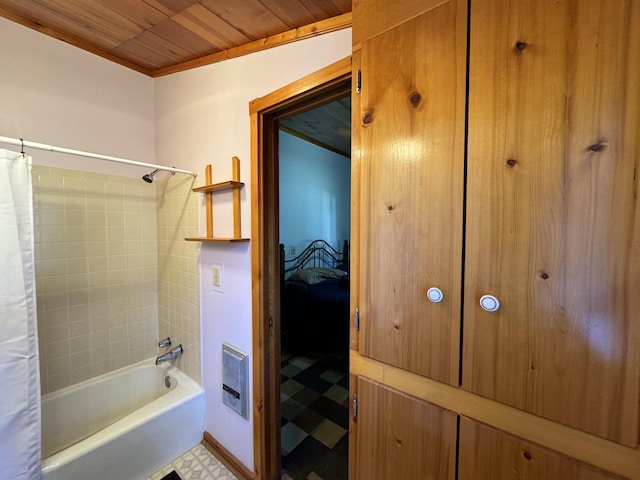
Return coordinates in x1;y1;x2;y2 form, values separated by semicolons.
268;317;273;328
353;393;358;419
354;308;360;331
356;69;362;94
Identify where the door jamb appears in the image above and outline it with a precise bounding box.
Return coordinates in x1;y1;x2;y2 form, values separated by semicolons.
249;56;352;480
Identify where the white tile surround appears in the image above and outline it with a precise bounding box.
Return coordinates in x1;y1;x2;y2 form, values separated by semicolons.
34;166;201;392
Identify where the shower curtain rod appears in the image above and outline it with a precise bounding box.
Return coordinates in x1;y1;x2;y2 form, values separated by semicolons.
0;135;197;177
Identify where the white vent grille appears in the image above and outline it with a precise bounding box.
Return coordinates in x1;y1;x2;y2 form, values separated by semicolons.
222;343;248;419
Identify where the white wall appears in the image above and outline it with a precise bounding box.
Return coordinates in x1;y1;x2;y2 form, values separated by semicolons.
0;17;155;176
279;130;351;259
154;30;352;470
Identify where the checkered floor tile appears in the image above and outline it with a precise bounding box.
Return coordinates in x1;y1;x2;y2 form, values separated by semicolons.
147;444;237;480
281;351;349;480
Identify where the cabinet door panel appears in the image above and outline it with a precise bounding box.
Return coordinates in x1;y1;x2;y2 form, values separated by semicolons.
353;0;451;45
358;0;466;385
458;418;625;480
464;0;640;446
354;377;457;480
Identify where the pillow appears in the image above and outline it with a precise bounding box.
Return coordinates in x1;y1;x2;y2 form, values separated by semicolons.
289;267;348;285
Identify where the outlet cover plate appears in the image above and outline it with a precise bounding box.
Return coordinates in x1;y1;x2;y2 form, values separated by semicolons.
212;262;224;292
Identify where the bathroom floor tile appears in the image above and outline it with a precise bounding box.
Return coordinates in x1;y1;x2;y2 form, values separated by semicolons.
160;471;182;480
147;444;236;480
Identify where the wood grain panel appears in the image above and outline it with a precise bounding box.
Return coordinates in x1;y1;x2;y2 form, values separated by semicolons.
199;0;289;41
44;0;146;39
141;0;198;17
458;418;626;480
464;0;640;446
357;1;466;384
351;350;640;480
173;3;252;50
146;18;216;57
355;376;457;480
102;0;168;29
352;0;450;46
0;0;124;49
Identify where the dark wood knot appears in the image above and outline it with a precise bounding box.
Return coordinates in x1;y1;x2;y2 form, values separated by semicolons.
408;91;422;108
386;203;394;211
589;143;606;152
539;271;549;280
506;159;517;167
522;450;533;461
515;41;527;52
362;111;374;125
396;437;403;446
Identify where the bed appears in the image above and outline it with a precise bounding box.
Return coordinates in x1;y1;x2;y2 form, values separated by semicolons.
280;239;350;353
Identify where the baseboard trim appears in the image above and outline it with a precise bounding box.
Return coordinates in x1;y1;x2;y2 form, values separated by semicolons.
202;431;255;480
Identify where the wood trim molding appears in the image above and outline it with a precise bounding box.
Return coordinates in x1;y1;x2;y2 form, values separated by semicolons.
202;431;255;480
249;57;352;114
351;350;640;480
152;13;352;77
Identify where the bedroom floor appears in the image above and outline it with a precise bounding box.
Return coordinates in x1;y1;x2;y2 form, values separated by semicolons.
280;350;349;480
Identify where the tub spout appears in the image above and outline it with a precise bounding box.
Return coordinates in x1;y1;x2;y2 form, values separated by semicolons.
156;344;183;365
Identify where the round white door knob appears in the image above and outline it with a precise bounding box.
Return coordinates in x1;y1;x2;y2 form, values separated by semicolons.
426;287;443;303
479;295;500;312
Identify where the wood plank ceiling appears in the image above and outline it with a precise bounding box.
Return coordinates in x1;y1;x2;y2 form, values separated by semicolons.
0;0;351;77
280;94;351;158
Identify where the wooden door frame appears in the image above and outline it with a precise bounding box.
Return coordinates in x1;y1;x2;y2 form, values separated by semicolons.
249;57;352;480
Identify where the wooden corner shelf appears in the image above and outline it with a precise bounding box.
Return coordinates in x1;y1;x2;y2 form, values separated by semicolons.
185;156;250;243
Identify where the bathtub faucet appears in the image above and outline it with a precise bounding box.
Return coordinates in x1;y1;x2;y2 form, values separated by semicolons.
156;344;183;365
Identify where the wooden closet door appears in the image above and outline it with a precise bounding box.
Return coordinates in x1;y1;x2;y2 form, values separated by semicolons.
463;0;640;446
458;418;626;480
353;376;457;480
356;0;467;385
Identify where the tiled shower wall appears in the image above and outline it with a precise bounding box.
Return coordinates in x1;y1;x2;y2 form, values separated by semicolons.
33;166;202;393
156;174;201;383
34;166;160;393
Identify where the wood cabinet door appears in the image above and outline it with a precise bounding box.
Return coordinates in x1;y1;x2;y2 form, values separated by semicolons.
458;417;625;480
353;376;457;480
356;0;467;385
463;0;640;446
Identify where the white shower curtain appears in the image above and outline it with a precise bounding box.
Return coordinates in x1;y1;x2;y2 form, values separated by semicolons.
0;150;41;479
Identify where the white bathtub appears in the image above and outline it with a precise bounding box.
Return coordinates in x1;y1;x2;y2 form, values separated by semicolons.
41;358;204;480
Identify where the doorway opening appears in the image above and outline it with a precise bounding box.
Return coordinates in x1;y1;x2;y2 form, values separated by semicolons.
250;58;352;480
278;93;351;480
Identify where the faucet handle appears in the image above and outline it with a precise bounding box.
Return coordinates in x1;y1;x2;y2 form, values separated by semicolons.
158;337;172;348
